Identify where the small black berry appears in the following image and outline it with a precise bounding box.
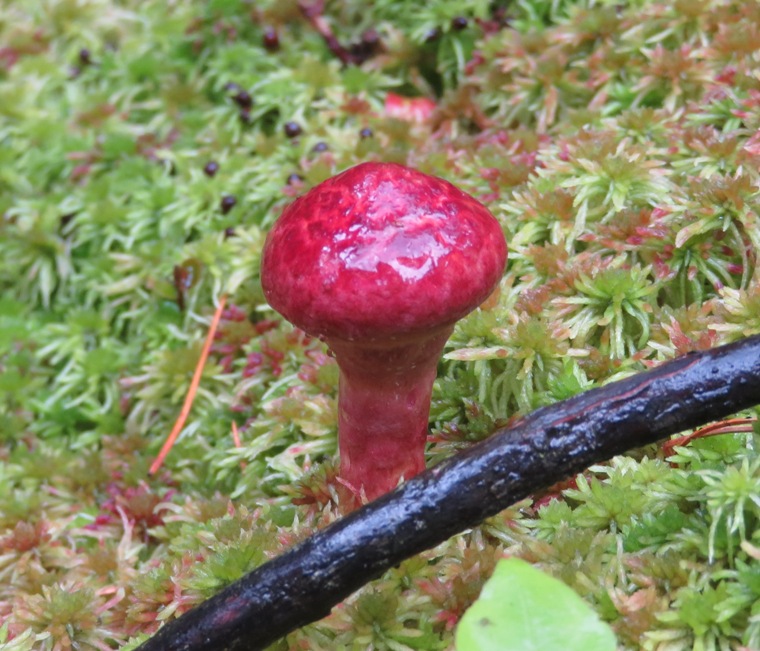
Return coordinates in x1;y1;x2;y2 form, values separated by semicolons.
348;29;382;64
361;29;380;47
283;121;302;138
220;195;237;214
424;27;442;42
286;173;304;185
224;227;236;239
79;48;92;65
359;127;373;139
262;27;280;52
233;90;252;109
451;16;469;30
312;141;329;153
203;161;219;177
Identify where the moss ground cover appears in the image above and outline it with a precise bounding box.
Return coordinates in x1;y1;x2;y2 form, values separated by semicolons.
1;0;760;648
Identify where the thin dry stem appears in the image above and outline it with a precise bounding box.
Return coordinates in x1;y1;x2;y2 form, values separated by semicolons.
149;295;228;475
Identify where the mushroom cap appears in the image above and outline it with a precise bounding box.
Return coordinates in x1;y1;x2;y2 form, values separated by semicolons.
260;162;507;342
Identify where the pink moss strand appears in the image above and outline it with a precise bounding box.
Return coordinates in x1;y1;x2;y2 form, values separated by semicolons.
329;328;453;501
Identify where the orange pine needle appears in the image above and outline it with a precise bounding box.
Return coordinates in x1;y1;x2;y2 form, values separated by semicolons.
149;294;228;475
231;421;242;448
231;421;247;470
663;417;756;458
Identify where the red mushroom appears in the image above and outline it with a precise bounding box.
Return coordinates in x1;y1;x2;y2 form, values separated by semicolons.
260;162;507;502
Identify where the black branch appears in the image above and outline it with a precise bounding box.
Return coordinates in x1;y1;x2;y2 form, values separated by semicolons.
137;334;760;651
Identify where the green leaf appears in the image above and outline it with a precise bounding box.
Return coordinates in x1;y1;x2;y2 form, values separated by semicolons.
455;558;617;651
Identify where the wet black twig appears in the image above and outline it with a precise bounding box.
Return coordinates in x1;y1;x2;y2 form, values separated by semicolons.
137;334;760;651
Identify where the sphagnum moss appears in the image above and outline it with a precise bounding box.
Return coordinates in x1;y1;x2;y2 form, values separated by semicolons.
2;0;760;649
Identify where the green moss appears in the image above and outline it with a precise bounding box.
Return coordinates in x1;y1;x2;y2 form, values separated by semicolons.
2;0;760;648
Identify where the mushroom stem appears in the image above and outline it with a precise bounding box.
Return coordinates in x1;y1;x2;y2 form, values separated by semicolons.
260;163;507;501
328;327;453;501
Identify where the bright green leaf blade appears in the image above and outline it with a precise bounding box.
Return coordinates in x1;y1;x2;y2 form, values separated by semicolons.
455;558;617;651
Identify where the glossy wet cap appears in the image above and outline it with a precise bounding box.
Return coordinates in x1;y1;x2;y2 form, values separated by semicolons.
261;162;507;342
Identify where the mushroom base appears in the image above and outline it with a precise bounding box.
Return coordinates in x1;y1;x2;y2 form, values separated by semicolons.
327;327;454;503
